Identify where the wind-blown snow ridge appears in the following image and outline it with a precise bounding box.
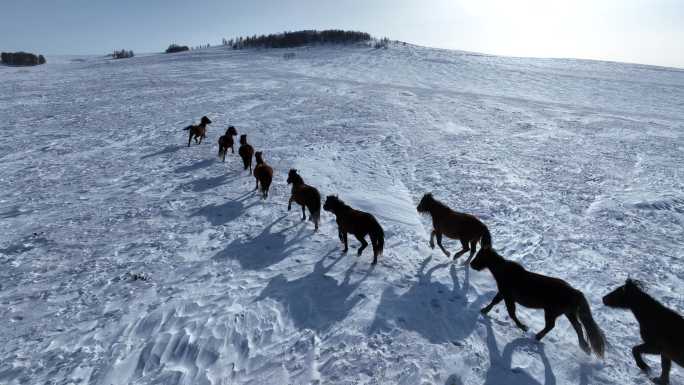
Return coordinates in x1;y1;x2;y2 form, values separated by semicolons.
1;43;683;385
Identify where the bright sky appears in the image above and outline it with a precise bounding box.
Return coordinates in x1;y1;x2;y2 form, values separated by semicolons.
1;0;682;68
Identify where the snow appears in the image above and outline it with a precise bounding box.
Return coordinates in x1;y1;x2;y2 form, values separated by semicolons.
1;43;683;385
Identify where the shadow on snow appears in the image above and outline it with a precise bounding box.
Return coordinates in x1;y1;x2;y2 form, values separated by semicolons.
369;256;486;345
255;251;373;332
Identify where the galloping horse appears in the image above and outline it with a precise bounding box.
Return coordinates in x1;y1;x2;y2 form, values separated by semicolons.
604;279;684;384
253;151;273;199
218;126;238;161
471;247;606;358
323;196;384;265
238;134;254;174
416;193;491;263
183;116;212;147
287;169;321;231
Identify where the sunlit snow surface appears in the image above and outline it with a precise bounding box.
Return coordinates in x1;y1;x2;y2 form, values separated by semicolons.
1;44;683;384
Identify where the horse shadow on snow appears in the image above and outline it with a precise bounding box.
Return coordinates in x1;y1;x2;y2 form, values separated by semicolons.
369;256;487;345
212;215;309;270
255;251;372;332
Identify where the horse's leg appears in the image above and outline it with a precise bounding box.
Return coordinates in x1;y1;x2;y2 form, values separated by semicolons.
342;232;348;253
354;234;368;256
452;239;469;260
633;343;659;372
566;312;590;353
481;292;503;314
301;205;306;221
429;230;436;249
653;356;671;384
188;132;192;147
464;240;478;265
288;197;293;211
535;310;559;341
435;232;450;258
504;297;528;332
254;178;259;191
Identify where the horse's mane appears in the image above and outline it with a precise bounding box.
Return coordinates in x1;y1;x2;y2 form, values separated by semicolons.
288;170;305;185
329;196;352;211
427;194;452;212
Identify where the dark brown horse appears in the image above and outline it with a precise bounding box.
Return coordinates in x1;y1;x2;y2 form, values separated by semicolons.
253;152;273;199
183;116;212;147
287;169;321;231
416;193;491;262
603;279;684;384
471;247;606;357
323;196;384;265
238;134;254;174
218;126;238;161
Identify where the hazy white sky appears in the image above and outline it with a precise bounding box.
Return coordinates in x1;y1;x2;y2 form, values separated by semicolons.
1;0;682;68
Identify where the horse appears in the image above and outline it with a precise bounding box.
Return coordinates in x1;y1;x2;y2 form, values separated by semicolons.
471;247;606;358
253;152;273;199
183;116;212;147
218;126;238;161
238;134;254;174
416;193;491;263
287;169;321;231
323;195;384;265
603;279;684;384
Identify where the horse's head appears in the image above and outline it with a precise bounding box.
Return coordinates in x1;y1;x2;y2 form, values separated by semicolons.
287;169;301;185
227;126;237;136
255;151;264;163
323;195;342;213
200;116;212;125
239;134;248;145
416;193;434;214
603;279;642;308
470;247;498;271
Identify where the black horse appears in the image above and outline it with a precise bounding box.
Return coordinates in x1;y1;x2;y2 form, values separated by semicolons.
323;196;384;265
603;279;684;384
471;247;605;357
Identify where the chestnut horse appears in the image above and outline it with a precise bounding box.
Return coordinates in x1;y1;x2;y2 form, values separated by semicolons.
218;126;238;161
183;116;212;147
471;247;606;358
416;193;491;262
603;279;684;384
238;134;254;174
253;151;273;199
323;196;384;265
287;169;321;231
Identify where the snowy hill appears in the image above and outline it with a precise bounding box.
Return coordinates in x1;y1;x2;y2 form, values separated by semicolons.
1;43;683;385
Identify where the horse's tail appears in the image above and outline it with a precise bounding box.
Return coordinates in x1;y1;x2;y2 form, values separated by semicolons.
309;191;321;227
370;219;384;256
578;293;606;358
480;226;492;249
183;125;193;131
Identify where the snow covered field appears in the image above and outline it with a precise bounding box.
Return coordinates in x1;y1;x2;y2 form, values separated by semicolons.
1;43;683;385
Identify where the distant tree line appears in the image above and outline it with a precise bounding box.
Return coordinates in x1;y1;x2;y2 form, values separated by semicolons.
221;30;372;49
165;44;189;54
112;49;134;59
1;51;46;66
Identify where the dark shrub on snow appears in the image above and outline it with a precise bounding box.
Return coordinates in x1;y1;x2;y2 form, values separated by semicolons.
112;49;134;59
1;51;46;66
165;44;189;54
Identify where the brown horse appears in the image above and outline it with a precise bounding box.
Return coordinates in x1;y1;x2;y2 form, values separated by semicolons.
238;134;254;174
323;196;384;265
183;116;212;147
218;126;238;161
603;279;684;384
416;193;491;262
287;169;321;231
253;152;273;199
471;247;606;358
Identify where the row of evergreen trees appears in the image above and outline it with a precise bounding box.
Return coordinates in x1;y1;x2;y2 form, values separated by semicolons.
165;44;190;54
1;52;46;66
221;30;372;50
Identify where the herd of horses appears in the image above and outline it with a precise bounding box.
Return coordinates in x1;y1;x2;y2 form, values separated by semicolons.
183;116;683;384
